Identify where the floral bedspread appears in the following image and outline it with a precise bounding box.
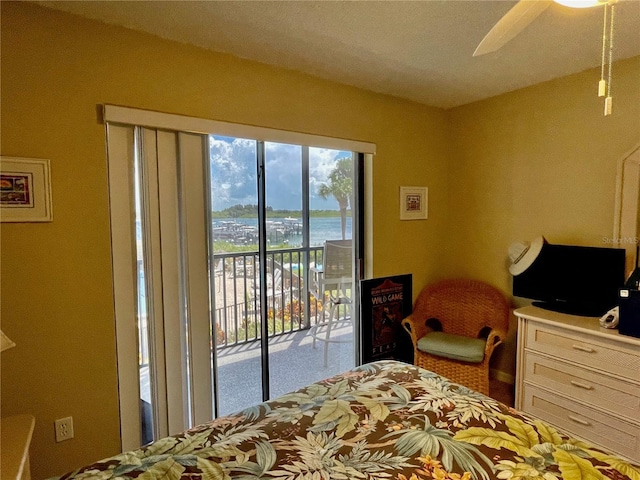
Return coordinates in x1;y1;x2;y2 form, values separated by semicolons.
56;360;639;480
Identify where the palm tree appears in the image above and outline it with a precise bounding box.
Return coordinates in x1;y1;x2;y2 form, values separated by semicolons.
318;157;353;240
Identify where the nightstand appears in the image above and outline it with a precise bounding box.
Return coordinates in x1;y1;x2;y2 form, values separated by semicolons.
1;415;35;480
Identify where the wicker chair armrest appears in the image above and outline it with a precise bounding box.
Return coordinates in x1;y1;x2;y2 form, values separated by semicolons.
483;328;505;357
401;314;430;346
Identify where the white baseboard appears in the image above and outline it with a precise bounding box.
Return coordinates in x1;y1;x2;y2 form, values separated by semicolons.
490;369;514;385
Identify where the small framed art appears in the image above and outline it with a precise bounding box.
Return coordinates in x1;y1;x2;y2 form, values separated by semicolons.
1;157;53;222
399;186;428;220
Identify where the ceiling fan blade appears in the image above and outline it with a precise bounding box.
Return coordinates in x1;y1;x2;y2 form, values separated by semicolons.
473;0;553;56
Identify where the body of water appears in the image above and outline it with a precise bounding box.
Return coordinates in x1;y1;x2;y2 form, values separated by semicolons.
213;216;352;247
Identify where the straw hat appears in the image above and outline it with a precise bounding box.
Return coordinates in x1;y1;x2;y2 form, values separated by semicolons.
508;236;546;275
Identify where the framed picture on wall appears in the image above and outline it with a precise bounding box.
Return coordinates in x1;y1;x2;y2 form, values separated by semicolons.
0;157;53;222
400;186;428;220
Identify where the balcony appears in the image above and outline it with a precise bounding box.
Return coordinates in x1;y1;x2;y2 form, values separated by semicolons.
213;246;355;415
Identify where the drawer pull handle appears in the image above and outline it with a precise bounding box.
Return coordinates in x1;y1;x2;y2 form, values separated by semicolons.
572;344;595;353
568;415;592;426
570;380;594;390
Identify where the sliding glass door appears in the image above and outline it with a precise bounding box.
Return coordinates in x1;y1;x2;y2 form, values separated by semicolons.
211;137;358;416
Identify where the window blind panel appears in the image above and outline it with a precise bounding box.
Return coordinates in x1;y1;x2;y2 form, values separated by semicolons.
103;104;376;154
139;128;170;440
156;130;190;436
105;123;143;452
178;131;215;426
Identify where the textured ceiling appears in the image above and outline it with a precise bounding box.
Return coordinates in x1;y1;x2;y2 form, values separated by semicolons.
36;0;640;109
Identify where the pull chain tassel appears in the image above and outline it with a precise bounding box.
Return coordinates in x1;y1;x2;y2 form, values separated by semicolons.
604;96;613;116
598;79;607;97
598;3;608;97
604;3;615;116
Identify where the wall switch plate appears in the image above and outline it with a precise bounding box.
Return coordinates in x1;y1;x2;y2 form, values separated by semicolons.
55;416;74;442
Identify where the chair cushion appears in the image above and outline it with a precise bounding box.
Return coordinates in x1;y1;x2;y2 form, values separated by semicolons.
417;331;486;363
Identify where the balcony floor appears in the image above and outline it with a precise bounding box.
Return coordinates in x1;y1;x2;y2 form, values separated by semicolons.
216;320;354;416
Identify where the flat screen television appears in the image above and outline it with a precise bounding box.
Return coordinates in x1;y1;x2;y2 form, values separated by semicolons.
513;244;626;317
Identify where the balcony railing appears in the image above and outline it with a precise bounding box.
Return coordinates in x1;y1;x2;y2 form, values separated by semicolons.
137;245;351;364
213;246;331;348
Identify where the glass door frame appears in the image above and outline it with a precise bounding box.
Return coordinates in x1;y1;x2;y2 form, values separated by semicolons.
211;140;364;409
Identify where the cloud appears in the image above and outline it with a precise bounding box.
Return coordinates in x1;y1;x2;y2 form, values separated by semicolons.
209;136;352;211
209;136;257;210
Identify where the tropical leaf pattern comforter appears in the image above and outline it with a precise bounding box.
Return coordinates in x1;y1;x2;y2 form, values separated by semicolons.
55;360;639;480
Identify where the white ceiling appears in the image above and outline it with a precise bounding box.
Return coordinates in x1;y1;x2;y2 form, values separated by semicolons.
36;0;640;109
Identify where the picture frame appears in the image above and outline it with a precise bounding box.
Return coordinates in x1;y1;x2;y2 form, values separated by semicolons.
399;186;428;220
1;157;53;222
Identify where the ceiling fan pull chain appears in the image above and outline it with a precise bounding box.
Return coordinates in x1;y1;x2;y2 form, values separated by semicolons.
604;2;615;116
598;3;609;97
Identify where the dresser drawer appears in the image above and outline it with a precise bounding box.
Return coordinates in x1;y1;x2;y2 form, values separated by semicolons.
524;321;640;381
523;352;640;422
522;384;640;462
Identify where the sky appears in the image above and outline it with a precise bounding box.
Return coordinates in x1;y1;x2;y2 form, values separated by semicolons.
209;135;352;211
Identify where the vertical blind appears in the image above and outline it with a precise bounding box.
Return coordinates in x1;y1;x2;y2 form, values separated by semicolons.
105;105;376;451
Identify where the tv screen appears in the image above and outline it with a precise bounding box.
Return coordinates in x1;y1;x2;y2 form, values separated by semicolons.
513;244;626;317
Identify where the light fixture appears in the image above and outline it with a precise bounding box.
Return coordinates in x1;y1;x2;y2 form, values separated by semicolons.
1;329;16;352
553;0;607;8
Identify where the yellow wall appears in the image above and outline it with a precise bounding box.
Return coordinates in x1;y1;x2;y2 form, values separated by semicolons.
0;3;449;477
447;56;640;289
2;2;639;477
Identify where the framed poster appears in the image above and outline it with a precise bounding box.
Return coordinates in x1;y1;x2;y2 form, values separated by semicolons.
360;274;413;364
400;186;428;220
0;157;52;222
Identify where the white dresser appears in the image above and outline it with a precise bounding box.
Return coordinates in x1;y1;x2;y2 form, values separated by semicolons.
515;306;640;462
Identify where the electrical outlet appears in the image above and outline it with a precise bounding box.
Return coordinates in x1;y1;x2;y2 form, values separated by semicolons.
55;416;74;442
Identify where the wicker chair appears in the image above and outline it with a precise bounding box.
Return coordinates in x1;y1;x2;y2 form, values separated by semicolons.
401;279;509;395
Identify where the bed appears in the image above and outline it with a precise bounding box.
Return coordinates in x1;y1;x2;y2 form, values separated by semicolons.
55;360;639;479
